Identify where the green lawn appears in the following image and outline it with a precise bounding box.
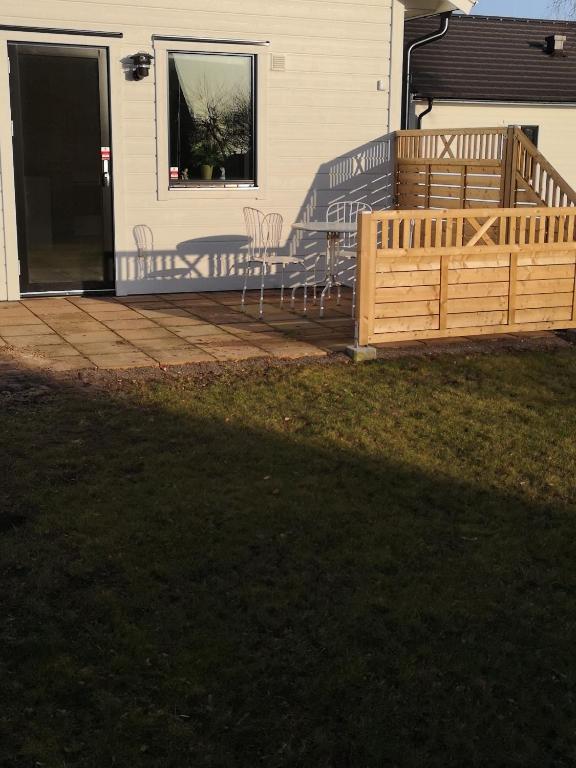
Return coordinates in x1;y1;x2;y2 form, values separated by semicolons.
2;350;576;767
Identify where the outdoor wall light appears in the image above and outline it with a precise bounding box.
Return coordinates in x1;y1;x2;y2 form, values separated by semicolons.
131;52;154;80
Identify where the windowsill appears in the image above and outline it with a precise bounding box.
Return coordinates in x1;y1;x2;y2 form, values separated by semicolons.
158;182;263;201
168;183;259;190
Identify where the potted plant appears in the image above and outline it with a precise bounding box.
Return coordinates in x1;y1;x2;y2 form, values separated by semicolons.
189;135;222;181
188;89;251;181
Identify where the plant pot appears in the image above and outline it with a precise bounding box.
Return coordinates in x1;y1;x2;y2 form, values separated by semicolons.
200;164;213;181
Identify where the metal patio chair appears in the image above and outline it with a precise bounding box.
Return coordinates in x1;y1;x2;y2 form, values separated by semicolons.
326;200;372;314
242;207;308;318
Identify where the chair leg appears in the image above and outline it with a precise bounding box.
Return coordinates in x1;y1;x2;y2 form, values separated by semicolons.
259;263;266;318
241;262;251;311
313;261;318;303
291;285;297;308
280;265;285;306
351;277;356;317
303;284;308;313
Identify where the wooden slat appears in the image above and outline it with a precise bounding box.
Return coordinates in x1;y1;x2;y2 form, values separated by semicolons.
448;281;509;298
517;252;576;266
447;310;508;329
375;285;440;302
516;278;574;295
377;256;441;272
517;264;575;280
465;174;502;188
370;320;572;344
375;270;440;288
466;186;502;200
515;306;573;323
516;292;574;309
372;315;440;334
448;296;508;314
375;300;438;318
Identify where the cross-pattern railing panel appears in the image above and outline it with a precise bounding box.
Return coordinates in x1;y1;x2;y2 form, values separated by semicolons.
396;128;507;162
356;207;576;345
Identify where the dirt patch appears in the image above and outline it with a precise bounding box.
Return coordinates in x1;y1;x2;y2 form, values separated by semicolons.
1;331;574;399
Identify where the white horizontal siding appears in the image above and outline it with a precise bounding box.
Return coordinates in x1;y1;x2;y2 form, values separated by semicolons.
0;0;402;296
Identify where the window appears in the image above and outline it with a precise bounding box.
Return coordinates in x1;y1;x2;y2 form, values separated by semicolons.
168;51;256;187
521;125;539;148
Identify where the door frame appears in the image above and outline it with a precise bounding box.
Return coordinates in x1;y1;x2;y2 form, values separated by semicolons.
8;41;116;295
0;30;125;301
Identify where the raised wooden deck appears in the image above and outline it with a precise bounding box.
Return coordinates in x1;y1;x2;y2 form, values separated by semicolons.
353;127;576;346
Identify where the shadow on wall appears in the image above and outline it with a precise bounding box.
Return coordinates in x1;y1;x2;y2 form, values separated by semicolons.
116;134;395;294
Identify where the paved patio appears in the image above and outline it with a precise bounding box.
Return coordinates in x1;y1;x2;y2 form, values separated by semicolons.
0;290;355;370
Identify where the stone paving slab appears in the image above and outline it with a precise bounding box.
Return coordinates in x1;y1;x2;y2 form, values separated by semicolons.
0;290;354;370
84;352;155;369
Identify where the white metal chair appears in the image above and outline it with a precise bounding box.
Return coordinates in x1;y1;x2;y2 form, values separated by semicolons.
133;224;154;279
242;207;306;318
326;201;372;314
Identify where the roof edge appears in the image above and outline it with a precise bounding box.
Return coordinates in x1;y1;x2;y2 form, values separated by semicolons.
403;0;476;20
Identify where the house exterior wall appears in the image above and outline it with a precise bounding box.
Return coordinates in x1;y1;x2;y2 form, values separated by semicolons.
0;0;406;300
415;101;576;192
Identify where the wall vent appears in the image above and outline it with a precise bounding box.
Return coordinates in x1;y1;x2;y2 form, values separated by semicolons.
271;54;286;71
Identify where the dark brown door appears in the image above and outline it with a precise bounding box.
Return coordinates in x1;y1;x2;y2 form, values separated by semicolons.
9;43;114;294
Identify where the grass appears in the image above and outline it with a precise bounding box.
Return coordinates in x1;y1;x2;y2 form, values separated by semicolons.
1;350;576;767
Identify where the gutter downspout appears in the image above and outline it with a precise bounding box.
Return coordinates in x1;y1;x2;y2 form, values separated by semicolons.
402;11;451;130
417;96;434;128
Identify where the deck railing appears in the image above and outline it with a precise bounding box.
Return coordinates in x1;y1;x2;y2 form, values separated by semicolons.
512;126;576;208
396;127;507;163
356;207;576;346
395;126;576;212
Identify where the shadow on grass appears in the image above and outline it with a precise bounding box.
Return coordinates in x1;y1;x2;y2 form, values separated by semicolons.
1;360;575;768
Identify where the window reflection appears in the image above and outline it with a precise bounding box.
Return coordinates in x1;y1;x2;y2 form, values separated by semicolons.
168;52;255;186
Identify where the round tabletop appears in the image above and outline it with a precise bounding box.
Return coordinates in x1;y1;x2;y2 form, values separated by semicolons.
293;221;357;234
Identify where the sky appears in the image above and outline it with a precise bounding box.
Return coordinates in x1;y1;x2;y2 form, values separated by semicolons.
471;0;565;19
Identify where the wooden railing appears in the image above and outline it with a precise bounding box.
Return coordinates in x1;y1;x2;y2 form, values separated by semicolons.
511;126;576;208
396;127;506;163
395;126;576;212
356;207;576;345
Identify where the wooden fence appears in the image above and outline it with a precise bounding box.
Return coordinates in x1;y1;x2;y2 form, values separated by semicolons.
512;127;576;208
356;207;576;345
396;127;576;212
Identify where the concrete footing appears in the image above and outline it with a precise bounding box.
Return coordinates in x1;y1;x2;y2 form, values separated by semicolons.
345;344;377;362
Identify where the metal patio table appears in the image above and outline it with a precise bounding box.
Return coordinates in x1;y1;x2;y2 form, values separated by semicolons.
292;221;357;316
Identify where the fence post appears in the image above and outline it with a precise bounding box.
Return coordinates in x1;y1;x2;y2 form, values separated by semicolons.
501;125;517;209
355;212;377;347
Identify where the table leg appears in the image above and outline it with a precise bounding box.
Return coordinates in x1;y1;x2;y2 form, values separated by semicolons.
319;233;338;317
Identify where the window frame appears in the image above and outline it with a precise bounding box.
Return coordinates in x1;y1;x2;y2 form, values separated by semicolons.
167;50;257;189
154;39;267;201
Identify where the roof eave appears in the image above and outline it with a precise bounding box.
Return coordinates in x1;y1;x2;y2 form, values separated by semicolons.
403;0;476;20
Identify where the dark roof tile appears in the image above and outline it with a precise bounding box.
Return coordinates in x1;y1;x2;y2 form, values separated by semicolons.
405;14;576;103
